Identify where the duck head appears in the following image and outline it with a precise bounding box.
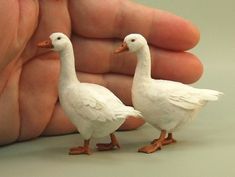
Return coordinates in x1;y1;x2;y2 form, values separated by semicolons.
37;32;70;52
115;33;147;53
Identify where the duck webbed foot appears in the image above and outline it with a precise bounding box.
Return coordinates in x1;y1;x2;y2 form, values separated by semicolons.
69;140;92;155
138;130;176;154
96;133;120;151
151;133;176;145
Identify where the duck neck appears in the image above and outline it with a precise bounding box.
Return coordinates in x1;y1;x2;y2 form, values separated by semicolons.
59;44;79;87
133;45;152;82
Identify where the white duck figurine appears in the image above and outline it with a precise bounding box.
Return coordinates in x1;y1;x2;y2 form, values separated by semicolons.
37;32;141;155
115;33;223;153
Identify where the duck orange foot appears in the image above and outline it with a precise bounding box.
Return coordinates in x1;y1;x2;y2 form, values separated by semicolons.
151;133;176;146
69;140;91;155
96;142;120;151
69;146;92;155
138;130;176;154
138;141;163;154
96;133;120;151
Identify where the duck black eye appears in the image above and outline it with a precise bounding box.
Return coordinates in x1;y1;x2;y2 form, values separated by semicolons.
131;39;135;42
57;37;61;40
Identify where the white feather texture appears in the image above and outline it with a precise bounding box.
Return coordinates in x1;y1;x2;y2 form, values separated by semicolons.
49;32;141;140
124;33;223;133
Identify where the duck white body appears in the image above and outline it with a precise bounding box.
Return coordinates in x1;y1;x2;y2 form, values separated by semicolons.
116;33;223;153
58;45;136;140
59;82;136;139
38;33;141;154
132;78;220;133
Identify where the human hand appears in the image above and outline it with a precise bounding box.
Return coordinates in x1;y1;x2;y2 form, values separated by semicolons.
0;0;202;145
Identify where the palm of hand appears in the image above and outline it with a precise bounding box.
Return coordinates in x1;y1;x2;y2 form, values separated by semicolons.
0;0;202;145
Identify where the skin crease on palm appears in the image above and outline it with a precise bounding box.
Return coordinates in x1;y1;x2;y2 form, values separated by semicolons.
0;0;202;145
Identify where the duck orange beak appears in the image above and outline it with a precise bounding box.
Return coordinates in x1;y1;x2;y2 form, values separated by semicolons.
115;42;129;53
37;39;53;48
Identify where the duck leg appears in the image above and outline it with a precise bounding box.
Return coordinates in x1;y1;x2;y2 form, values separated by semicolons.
138;130;167;153
151;133;176;145
69;139;92;155
96;133;120;151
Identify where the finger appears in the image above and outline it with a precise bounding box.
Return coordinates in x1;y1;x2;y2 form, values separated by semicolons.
69;0;199;51
113;47;203;84
71;35;202;84
37;0;70;37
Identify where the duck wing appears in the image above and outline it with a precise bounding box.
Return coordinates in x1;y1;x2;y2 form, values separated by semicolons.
150;80;222;110
83;83;141;120
67;83;139;122
167;83;222;110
